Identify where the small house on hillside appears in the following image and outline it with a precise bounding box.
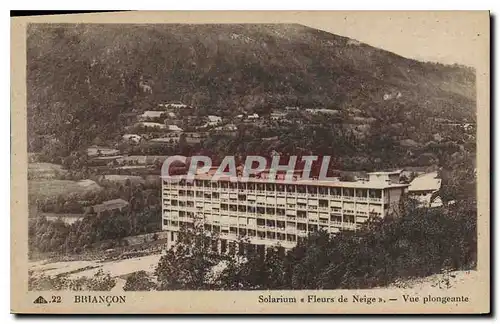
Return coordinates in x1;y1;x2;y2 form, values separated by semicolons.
91;198;129;215
166;125;183;132
408;172;443;208
160;102;188;109
122;134;142;144
138;111;166;121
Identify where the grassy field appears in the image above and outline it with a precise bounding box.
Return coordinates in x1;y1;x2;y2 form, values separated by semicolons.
28;179;102;201
28;162;67;179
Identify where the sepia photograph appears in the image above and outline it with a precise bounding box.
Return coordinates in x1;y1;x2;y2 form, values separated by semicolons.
10;11;489;314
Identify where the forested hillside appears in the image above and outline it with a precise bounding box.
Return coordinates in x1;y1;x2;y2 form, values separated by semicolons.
27;23;475;159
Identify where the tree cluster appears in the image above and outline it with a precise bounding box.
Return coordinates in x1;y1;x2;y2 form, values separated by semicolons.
122;198;476;291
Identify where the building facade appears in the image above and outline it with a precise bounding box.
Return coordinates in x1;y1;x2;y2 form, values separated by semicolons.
162;171;409;249
408;171;443;208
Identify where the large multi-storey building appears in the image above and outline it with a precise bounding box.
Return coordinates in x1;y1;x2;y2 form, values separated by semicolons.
162;170;409;250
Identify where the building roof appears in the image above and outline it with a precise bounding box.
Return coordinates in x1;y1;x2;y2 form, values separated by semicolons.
87;146;120;157
305;108;339;114
140;111;165;118
139;122;166;129
368;170;402;175
207;115;222;122
166;173;409;189
117;155;148;164
150;137;180;143
409;172;441;192
92;199;129;214
123;134;141;139
92;155;123;161
167;125;183;132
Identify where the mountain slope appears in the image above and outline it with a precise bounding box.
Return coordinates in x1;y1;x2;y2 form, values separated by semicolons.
26;23;476;151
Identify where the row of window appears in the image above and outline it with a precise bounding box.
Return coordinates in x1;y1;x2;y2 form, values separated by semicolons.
164;209;379;219
164;199;387;209
163;203;385;215
162;221;357;239
164;183;383;198
162;212;379;226
166;193;381;202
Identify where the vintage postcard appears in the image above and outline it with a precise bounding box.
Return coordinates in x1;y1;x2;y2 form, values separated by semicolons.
11;11;490;314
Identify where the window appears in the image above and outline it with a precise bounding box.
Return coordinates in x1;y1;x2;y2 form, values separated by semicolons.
345;215;355;223
319;199;329;208
369;189;381;199
330;187;341;196
318;187;328;195
355;189;366;198
307;186;318;195
297;211;307;218
344;188;354;197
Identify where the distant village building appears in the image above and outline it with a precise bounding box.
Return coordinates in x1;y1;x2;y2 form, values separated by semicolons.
136;122;167;130
87;146;120;157
89;155;123;167
160;102;188;109
184;132;209;144
270;110;287;120
262;136;279;142
215;124;237;131
91;199;129;215
203;115;222;127
116;155;167;166
117;155;148;165
43;213;85;225
122;134;142;144
245;113;259;121
214;124;238;137
138;111;166;121
305;108;339;115
139;81;153;94
150;135;181;145
383;91;402;101
101;174;145;186
166;125;183;132
408;172;443;208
